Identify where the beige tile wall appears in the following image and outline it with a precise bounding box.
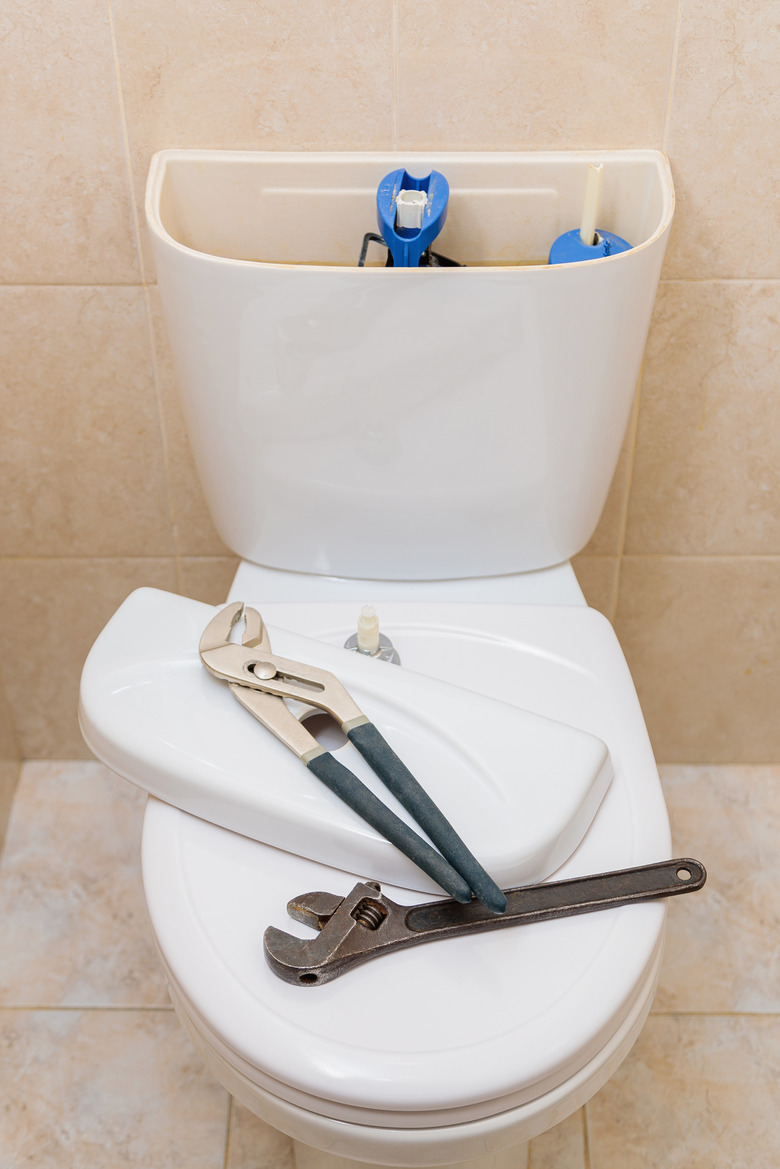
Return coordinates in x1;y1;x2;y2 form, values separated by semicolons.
1;0;777;763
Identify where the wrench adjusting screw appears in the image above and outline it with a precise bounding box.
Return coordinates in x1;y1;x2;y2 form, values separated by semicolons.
351;898;388;930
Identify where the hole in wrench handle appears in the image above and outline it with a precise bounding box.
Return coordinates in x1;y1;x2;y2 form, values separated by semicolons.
404;858;707;935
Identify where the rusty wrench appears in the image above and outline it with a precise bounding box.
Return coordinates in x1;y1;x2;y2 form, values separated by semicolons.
263;858;706;985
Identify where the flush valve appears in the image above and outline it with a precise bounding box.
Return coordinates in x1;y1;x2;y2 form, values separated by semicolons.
376;168;450;267
358;167;462;268
344;606;400;664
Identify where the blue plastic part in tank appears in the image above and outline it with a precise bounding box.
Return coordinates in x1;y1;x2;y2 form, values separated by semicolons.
548;228;632;265
376;168;449;267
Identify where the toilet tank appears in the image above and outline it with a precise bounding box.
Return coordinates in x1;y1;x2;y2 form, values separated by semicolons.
147;151;673;580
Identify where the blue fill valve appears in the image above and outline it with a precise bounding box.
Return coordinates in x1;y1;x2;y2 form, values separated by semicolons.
376;169;450;267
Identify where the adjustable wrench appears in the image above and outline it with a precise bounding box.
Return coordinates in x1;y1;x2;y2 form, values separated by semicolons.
263;858;706;985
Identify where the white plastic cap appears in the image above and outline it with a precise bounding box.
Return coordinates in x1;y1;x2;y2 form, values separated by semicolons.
395;189;427;230
356;605;380;655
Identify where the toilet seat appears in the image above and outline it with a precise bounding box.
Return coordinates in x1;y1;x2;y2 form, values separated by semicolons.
139;596;670;1130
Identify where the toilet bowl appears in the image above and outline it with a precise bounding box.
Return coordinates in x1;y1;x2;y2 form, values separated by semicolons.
111;560;671;1168
79;149;677;1166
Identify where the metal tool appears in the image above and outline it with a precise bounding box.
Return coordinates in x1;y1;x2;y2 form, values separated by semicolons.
199;603;507;913
264;858;706;985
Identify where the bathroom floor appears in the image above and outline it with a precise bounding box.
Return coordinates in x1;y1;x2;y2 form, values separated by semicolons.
0;761;777;1168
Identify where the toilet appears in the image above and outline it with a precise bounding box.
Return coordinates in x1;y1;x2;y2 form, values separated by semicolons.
79;150;676;1168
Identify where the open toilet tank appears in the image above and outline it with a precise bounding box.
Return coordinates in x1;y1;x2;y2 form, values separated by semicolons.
79;150;682;1168
147;150;674;579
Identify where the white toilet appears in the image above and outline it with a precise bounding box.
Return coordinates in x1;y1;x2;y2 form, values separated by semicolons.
80;150;676;1168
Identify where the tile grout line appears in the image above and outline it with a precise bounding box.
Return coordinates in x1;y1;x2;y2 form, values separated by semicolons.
583;1103;593;1169
140;282;185;595
0;555;234;563
105;0;146;287
664;0;682;155
0;281;145;289
609;364;643;623
223;1096;235;1169
620;553;780;562
115;0;183;595
101;0;182;594
0;1004;175;1013
661;0;684;156
658;277;780;284
24;752;780;771
6;553;780;564
392;0;399;149
1;1001;772;1021
658;761;780;769
649;1009;780;1019
3;276;780;289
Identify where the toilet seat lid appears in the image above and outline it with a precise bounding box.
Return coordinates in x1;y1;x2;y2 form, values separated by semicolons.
140;603;671;1124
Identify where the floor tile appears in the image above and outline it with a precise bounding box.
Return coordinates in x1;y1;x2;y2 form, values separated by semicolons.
654;765;780;1013
528;1107;585;1169
0;1008;228;1168
0;761;168;1007
226;1101;295;1169
3;760;776;1169
0;676;20;847
587;1015;780;1169
0;758;20;855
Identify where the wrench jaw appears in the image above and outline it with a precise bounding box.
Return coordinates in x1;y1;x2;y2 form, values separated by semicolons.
263;926;341;987
263;883;406;987
286;890;345;931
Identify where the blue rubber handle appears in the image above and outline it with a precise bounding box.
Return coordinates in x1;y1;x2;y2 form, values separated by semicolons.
306;752;472;903
376;168;449;267
346;722;507;915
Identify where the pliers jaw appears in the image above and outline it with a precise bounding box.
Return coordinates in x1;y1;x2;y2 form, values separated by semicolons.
199;602;284;697
199;603;324;760
199;602;269;658
199;605;363;726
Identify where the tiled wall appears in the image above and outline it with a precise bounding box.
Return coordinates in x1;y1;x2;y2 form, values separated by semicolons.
1;0;778;764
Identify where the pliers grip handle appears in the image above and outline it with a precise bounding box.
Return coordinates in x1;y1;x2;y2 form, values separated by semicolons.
346;722;507;914
306;751;472;904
